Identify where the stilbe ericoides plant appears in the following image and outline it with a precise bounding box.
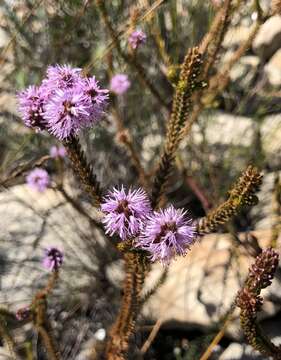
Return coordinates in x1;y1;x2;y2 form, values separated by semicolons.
1;1;280;359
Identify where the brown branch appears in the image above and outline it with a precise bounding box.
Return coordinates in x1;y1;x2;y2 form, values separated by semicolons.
140;318;163;355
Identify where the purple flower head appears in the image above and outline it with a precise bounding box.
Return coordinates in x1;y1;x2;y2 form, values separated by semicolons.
17;65;109;140
101;187;151;240
137;205;196;265
110;74;131;95
17;85;47;131
42;246;64;271
129;30;146;49
50;145;66;158
16;306;31;321
43;64;83;92
83;76;109;106
43;88;91;140
82;76;109;122
26;168;50;192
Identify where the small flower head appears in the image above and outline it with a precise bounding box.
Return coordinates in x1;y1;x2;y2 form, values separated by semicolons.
129;29;146;49
101;187;151;240
26;168;50;192
110;74;131;95
82;76;109;106
137;206;196;265
50;145;66;158
17;85;47;130
82;76;109;122
42;246;64;271
44;88;91;140
16;306;31;321
43;64;82;91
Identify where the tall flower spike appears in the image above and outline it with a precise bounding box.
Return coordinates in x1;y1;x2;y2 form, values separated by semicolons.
151;47;204;208
26;168;50;192
17;85;47;131
42;247;64;271
110;74;131;95
137;205;196;265
236;248;281;359
101;187;151;241
247;247;280;293
129;30;146;49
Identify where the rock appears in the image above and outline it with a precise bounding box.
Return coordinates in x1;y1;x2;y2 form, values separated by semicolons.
0;347;12;360
182;111;256;173
0;184;104;308
251;171;281;230
229;56;260;88
0;182;118;357
0;28;9;48
265;48;281;86
142;132;162;163
224;26;253;49
219;343;264;359
190;112;254;147
181;111;281;174
143;231;281;338
260;114;281;167
253;15;281;60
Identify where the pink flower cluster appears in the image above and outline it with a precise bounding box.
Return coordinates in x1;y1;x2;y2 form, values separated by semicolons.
110;74;131;95
101;187;197;264
26;168;50;192
18;65;109;140
50;145;66;158
128;30;146;49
